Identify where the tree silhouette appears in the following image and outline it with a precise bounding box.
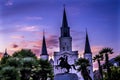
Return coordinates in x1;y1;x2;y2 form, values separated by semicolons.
93;54;103;80
99;48;113;80
115;55;120;66
0;49;53;80
0;66;20;80
75;58;92;80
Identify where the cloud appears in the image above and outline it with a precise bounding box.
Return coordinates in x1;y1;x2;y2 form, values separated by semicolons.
5;0;13;6
91;46;104;55
0;28;17;34
5;34;58;58
31;48;40;58
12;44;19;48
19;26;39;32
26;16;43;20
10;35;24;39
46;35;58;49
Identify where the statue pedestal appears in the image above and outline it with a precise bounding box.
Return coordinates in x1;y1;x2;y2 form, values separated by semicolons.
54;73;78;80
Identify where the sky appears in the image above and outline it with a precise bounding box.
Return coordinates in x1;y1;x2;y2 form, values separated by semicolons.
0;0;120;69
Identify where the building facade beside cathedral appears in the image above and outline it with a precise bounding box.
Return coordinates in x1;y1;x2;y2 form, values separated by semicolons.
40;7;94;80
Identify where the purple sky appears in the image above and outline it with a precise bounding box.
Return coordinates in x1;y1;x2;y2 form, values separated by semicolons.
0;0;120;64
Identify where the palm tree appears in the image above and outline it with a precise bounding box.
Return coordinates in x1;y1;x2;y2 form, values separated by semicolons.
114;55;120;66
93;54;103;80
99;48;113;80
75;58;92;80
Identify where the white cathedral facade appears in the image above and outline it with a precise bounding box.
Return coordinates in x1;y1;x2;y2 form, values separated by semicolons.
40;7;94;80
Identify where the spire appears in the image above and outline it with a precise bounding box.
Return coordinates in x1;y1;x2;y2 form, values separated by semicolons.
84;29;92;53
60;5;70;37
41;31;48;55
62;5;68;27
4;48;8;57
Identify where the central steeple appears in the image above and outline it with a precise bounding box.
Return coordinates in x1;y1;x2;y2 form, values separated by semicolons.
59;6;72;51
60;7;70;37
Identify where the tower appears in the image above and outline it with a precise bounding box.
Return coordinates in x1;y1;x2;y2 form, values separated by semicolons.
59;7;72;52
3;48;9;57
54;6;78;77
40;31;49;60
84;30;94;80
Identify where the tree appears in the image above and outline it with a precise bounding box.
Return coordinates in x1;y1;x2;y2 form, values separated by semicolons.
38;59;53;80
0;55;10;65
0;66;20;80
99;48;113;80
20;57;38;80
102;66;120;80
75;58;92;80
110;66;120;80
0;49;53;80
115;55;120;66
93;54;103;80
0;49;38;80
13;49;36;59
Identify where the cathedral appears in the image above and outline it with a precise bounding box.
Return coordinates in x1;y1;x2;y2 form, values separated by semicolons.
2;7;94;80
40;7;94;80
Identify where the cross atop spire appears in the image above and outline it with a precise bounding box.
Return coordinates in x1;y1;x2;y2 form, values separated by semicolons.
41;30;48;55
84;29;92;53
62;5;68;27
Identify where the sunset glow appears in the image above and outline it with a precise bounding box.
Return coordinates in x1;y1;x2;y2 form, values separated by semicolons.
0;0;120;70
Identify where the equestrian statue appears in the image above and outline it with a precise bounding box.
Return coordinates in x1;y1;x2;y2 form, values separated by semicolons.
56;55;76;73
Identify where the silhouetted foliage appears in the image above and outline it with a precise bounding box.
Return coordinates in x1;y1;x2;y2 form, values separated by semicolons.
13;49;36;59
93;54;103;80
99;48;113;80
75;58;92;80
0;49;53;80
115;55;120;66
0;66;20;80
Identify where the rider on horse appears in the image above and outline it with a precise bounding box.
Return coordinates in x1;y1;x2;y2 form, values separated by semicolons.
56;55;76;73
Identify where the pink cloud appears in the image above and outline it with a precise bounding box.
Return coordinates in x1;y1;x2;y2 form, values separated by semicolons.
10;35;24;39
46;35;58;49
6;34;58;58
19;26;39;32
12;44;19;48
91;46;104;56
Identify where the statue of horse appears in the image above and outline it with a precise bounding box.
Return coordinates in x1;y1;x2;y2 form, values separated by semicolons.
55;55;76;73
